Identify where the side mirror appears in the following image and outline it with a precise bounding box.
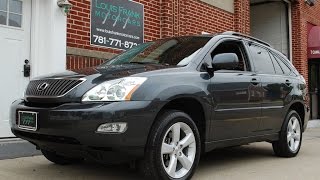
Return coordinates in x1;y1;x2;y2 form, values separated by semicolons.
212;53;239;71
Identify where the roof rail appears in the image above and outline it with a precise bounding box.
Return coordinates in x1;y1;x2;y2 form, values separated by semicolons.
222;31;271;47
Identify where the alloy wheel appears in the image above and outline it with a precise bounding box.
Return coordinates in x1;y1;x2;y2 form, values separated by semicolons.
161;122;196;179
287;116;301;152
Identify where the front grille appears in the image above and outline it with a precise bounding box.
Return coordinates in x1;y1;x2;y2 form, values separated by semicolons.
25;78;84;97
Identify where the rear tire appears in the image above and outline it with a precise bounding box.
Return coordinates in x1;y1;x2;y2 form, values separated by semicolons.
272;110;302;157
41;149;83;165
142;110;201;180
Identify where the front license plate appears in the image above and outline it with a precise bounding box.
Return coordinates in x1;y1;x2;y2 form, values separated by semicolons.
18;111;38;131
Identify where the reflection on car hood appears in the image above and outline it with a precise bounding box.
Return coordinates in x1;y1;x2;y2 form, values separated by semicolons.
33;64;174;80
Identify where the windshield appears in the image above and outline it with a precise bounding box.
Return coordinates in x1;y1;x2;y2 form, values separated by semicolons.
100;36;211;67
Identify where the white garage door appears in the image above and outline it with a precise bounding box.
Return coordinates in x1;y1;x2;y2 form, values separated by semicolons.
250;1;290;58
0;0;31;138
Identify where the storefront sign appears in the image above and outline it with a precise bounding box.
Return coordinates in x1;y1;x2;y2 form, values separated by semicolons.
308;48;320;59
91;0;144;50
311;49;320;55
308;26;320;59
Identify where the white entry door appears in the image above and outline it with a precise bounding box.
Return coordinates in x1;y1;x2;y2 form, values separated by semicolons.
0;0;31;138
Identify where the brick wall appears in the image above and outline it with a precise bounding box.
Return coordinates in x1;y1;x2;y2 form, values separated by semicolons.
66;0;249;70
291;0;320;85
234;0;250;34
160;0;235;37
66;55;105;70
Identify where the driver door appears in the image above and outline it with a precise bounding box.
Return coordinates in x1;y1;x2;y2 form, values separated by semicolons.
208;39;263;141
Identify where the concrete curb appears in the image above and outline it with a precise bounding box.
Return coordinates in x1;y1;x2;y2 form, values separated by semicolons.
307;120;320;128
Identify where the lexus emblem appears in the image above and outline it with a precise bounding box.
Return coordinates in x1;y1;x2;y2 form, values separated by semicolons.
37;82;50;91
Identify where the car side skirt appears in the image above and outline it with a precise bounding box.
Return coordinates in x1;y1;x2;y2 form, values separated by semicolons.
204;133;279;152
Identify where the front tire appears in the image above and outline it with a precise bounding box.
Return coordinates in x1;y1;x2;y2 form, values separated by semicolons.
142;110;201;180
272;110;302;157
41;149;83;165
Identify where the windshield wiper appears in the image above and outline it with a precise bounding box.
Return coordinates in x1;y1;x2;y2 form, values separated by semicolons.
127;62;154;65
128;62;171;66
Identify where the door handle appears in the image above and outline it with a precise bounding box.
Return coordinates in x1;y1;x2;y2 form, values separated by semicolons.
23;59;31;77
251;78;259;85
285;80;291;86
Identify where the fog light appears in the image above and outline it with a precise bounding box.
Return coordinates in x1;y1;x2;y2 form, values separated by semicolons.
96;123;128;134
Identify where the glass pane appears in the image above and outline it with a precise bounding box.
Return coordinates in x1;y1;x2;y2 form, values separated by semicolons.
270;54;284;75
249;45;275;74
0;0;7;11
8;13;21;27
0;11;6;25
273;53;291;75
103;37;211;66
9;0;22;14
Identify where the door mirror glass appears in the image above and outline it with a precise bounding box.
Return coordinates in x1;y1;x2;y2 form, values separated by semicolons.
212;53;239;70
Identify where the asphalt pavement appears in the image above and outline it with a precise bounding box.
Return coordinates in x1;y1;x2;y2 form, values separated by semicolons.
0;126;319;180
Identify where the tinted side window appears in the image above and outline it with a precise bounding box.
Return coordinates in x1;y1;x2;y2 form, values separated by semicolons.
271;53;291;75
248;44;275;74
270;54;284;75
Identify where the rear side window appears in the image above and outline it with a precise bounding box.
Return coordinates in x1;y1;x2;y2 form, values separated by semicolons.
248;44;275;74
270;54;284;75
271;53;292;75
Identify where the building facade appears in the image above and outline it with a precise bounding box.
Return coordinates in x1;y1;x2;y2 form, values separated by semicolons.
0;0;320;138
65;0;249;70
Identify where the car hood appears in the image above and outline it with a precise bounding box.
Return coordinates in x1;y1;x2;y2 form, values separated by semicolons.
26;63;177;103
34;64;174;80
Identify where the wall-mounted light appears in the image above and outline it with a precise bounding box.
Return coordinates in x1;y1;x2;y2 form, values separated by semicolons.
57;0;73;16
305;0;315;6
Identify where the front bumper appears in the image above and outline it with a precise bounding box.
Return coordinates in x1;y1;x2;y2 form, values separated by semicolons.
10;100;160;162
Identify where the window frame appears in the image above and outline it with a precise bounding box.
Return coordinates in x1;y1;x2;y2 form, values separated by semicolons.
269;51;285;75
246;42;277;75
201;38;252;72
269;50;297;76
0;0;23;29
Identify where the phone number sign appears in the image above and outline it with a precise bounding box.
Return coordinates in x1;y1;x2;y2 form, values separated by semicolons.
90;0;144;50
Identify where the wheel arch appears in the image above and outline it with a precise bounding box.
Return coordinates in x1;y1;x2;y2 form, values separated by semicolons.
288;101;306;130
146;96;210;154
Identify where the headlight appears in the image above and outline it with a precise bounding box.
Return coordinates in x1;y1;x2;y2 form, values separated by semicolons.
82;77;147;102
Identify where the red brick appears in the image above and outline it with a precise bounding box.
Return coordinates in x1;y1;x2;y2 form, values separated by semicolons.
66;0;248;70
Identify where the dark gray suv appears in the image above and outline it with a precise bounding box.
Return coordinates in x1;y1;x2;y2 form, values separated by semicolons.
10;31;310;180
